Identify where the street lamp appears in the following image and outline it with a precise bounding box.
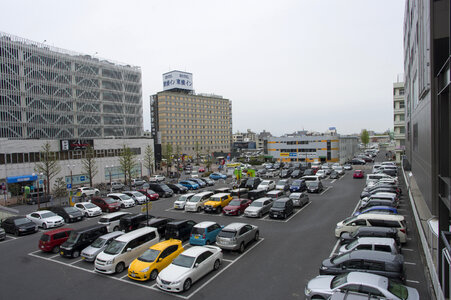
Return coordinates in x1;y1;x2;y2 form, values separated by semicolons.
67;165;75;204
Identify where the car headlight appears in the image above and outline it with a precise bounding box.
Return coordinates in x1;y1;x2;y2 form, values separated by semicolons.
69;215;74;218
105;259;114;265
171;280;181;285
320;266;327;270
140;266;150;273
19;228;26;231
305;287;311;295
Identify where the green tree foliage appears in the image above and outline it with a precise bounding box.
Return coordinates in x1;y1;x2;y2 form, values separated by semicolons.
119;145;136;189
195;142;201;165
53;177;67;198
34;142;61;195
143;144;154;177
361;129;370;147
81;146;98;187
162;143;173;176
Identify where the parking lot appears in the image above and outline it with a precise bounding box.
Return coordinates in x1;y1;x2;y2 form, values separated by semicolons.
0;156;431;300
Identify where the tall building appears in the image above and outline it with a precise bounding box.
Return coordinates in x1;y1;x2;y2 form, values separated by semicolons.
150;71;232;161
0;31;143;139
393;80;405;164
404;0;450;298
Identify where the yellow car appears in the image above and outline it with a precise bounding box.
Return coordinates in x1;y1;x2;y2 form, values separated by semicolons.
203;193;232;213
128;239;184;281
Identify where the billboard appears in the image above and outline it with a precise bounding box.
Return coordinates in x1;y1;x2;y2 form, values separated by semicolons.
60;139;94;151
163;70;193;91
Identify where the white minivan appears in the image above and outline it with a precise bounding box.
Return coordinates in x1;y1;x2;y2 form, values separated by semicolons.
98;212;131;232
94;227;159;274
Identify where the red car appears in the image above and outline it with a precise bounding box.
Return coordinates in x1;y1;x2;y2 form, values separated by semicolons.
138;189;160;201
91;197;121;212
198;167;205;173
223;199;252;216
39;228;73;253
353;170;364;179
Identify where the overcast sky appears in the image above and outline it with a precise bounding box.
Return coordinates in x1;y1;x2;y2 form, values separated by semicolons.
1;0;405;136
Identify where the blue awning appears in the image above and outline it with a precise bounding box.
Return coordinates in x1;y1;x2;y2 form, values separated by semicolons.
7;175;38;184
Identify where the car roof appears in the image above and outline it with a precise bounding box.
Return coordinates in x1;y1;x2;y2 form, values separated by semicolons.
222;222;249;231
116;227;157;242
354;237;396;245
194;221;217;228
101;212;131;219
356;226;398;233
356;213;404;221
346;271;389;287
99;231;124;239
77;201;93;205
32;210;51;214
345;249;400;262
43;227;73;235
274;197;291;203
150;239;182;251
194;191;213;196
267;190;283;194
167;219;194;226
254;197;272;203
107;193;126;196
211;193;230;198
181;246;216;257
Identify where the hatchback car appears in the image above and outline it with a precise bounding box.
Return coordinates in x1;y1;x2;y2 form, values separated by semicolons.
189;221;223;246
275;179;290;191
173;193;196;210
338;237;400;255
216;223;259;253
48;206;84;223
137;189;160;201
257;180;275;191
209;172;227;180
315;170;327;179
244;197;273;218
166;183;188;194
26;210;64;229
74;202;102;217
290;179;307;193
122;191;147;204
128;239;184;281
353;170;364;179
223;199;252;216
179;180;199;190
77;187;100;198
90;197;121;212
107;193;136;208
288;192;309;207
269;198;294;219
306;181;323;193
39;228;73;253
339;226;401;246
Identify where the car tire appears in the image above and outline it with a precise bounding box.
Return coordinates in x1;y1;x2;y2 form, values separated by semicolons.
121;204;125;209
254;231;259;241
115;262;125;273
113;226;119;231
14;229;20;236
239;242;245;253
213;259;220;271
311;296;326;300
106;208;110;213
52;246;60;254
150;269;158;281
197;207;201;213
206;240;211;245
72;250;80;258
183;278;192;292
258;212;262;218
42;223;47;229
216;207;221;214
64;218;69;223
95;191;100;196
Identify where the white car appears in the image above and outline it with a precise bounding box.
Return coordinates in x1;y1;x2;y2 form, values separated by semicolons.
173;193;196;210
149;175;165;182
257;180;275;192
156;245;223;293
74;202;102;217
77;187;100;197
107;193;136;208
316;170;327;179
184;192;214;212
26;210;64;229
122;191;147;204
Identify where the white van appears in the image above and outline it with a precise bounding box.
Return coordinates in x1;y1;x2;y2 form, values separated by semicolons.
98;212;131;232
301;175;321;182
184;191;214;212
338;237;400;255
366;173;393;185
334;213;407;243
94;227;159;274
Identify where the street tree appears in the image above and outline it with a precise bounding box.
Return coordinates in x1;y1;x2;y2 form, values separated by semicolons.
143;144;154;177
119;145;136;189
361;129;370;148
205;146;213;172
195;142;201;165
81;145;98;187
34;142;61;196
162;143;173;176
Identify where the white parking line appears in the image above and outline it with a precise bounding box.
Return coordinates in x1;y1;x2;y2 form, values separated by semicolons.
29;252;96;274
222;259;234;263
320;186;332;196
70;258;84;265
0;237;19;244
330;179;337;184
121;274;129;279
406;279;420;284
404;262;416;265
260;201;311;223
402;248;414;252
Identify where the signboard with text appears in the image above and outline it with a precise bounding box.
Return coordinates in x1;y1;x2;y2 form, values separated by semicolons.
60;139;94;151
162;70;193;91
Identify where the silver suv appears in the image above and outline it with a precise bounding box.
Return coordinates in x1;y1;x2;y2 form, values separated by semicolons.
216;223;259;253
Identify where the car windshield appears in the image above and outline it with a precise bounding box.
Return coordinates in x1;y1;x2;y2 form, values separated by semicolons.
175;184;184;188
292;180;301;186
138;249;160;262
91;237;107;248
14;218;31;225
119;195;131;200
277;180;287;185
229;200;241;206
307;182;318;187
191;227;205;235
272;201;286;208
331;253;348;264
189;195;202;202
133;192;144;197
172;254;195;268
210;197;221;202
66;232;80;244
40;212;57;218
250;202;262;207
331;273;348;289
85;203;97;209
218;230;236;238
260;181;269;186
104;198;117;204
64;207;78;213
388;280;409;300
345;239;359;250
104;240;126;255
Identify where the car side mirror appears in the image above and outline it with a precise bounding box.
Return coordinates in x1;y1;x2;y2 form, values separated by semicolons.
127;248;132;252
158;258;162;262
351;223;356;226
194;263;199;268
341;265;347;269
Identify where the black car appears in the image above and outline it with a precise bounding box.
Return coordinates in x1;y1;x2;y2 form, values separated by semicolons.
138;217;174;239
248;188;267;200
269;198;294;219
119;213;154;232
306;181;323;193
148;183;174;198
165;219;197;241
245;177;262;190
329;171;340;179
339;226;401;245
166;183;188;194
303;169;315;176
280;169;293;178
349;158;366;165
60;224;108;258
48;206;84;223
1;216;37;236
26;192;52;205
290;169;303;179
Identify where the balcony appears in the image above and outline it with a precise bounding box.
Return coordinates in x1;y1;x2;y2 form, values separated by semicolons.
394;119;405;126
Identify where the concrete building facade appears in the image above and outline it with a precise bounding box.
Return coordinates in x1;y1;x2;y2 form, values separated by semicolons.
393;80;406;164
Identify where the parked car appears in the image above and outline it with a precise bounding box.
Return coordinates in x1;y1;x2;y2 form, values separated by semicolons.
107;181;124;191
25;192;52;205
353;170;364;179
48;206;84;223
290;169;303;179
189;178;206;188
209;172;227;180
122;191;147;204
137;189;160;201
266;189;285;199
90;197;121;212
147;183;174;198
138;217;174;239
316;169;327;179
247;189;267;200
98;212;132;232
304;272;419;300
319;250;405;282
131;179;146;187
245;177;262;190
165;219;197;241
179;180;199;190
257;180;275;192
306;181;323;193
173;193;196;210
340;227;402;246
38;228;73;253
329;171;340;179
119;213;154;233
184;191;214;212
128;239;184;281
244;197;273;218
202;178;216;186
288;192;309;207
269;198;294;219
76;187;100;198
156;245;223;292
107;193;136;208
343;164;353;170
74;202;102;217
275;179;290;191
350;158;366;165
216;223;259;253
280;169;293;178
60;224;108;258
354;206;399;216
26;210;64;229
189;221;223;245
223;199;252;216
1;216;37;236
338;237;400;255
290;179;307;193
303;169;315;176
149;175;165;182
214;187;231;194
81;231;124;262
203;193;233;213
166;183;188;194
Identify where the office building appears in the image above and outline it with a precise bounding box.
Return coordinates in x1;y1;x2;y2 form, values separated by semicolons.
393;80;406;164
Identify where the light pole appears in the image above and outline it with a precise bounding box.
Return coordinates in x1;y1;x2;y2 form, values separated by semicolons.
106;165;112;193
67;165;75;204
138;158;143;179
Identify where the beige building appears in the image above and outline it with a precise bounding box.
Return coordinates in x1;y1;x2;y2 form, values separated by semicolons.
150;71;232;158
393;80;405;164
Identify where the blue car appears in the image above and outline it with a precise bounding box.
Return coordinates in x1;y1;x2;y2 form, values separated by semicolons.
354;205;398;216
179;180;199;190
289;179;306;193
189;221;223;246
210;172;227;180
